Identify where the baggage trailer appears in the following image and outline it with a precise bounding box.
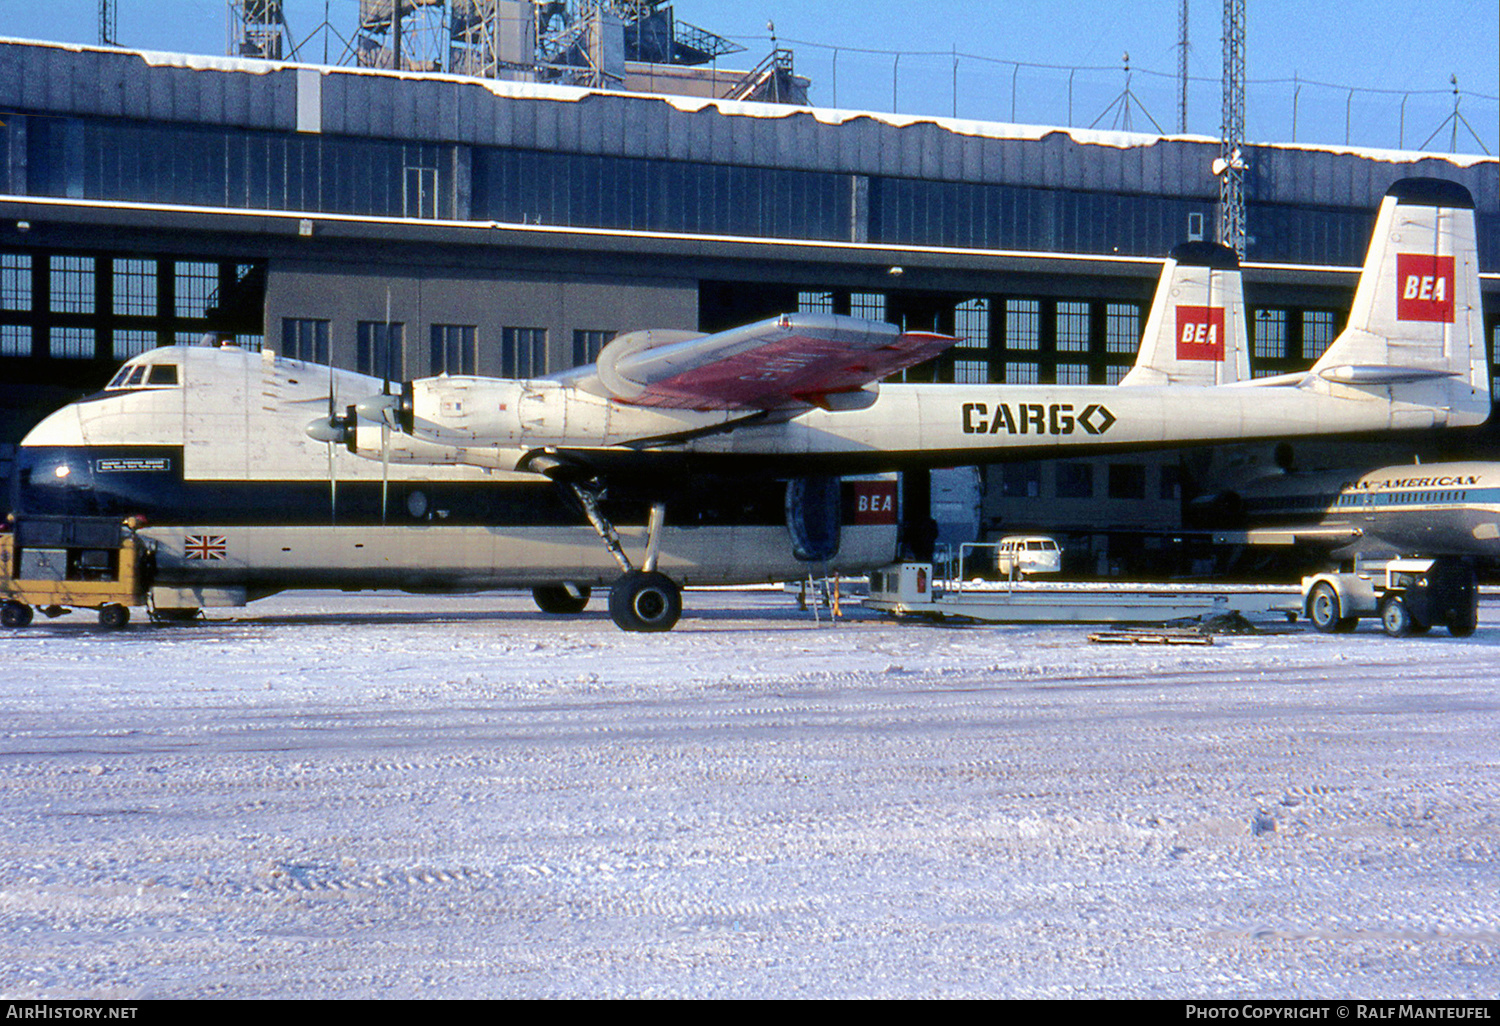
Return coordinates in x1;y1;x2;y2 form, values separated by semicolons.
1;517;153;630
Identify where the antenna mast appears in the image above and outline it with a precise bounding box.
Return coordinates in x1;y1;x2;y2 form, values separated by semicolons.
1177;0;1189;133
1217;0;1246;259
99;0;118;46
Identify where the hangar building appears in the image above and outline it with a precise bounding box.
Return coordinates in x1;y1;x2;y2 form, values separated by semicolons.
2;35;1497;573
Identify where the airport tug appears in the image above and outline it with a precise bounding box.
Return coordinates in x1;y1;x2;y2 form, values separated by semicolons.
1;516;155;630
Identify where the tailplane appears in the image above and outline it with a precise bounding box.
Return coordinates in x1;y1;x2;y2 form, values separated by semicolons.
1120;241;1250;387
1303;178;1489;425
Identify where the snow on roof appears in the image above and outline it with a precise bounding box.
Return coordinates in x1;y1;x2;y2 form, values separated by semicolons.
4;35;1495;167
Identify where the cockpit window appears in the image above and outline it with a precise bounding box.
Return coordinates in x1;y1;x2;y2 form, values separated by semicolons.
105;362;179;390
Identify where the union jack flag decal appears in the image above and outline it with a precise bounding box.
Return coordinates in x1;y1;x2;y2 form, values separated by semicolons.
184;534;227;560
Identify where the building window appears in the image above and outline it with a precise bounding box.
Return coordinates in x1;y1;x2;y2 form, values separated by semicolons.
1253;309;1288;360
1187;211;1205;241
431;324;477;375
850;292;885;320
51;326;95;359
572;329;615;367
502;327;547;378
1056;301;1090;352
0;324;30;357
1;253;31;311
1056;462;1093;499
954;298;989;347
112;330;157;360
1104;364;1129;384
1108;463;1146;500
357;321;405;378
1005;361;1039;384
283;319;330;364
1159;464;1181;501
953;359;988;384
797;291;835;314
1056;363;1090;384
1303;310;1337;360
113;259;157;317
1105;303;1140;354
1004;299;1039;350
949;298;990;382
175;261;217;318
51;256;94;314
1001;463;1041;498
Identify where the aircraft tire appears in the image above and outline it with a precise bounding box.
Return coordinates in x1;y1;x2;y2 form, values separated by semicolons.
1379;595;1415;638
1307;583;1356;634
608;571;682;633
98;604;131;630
2;600;33;628
532;584;592;615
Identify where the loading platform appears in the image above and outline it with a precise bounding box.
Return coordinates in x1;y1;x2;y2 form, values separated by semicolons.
864;563;1300;625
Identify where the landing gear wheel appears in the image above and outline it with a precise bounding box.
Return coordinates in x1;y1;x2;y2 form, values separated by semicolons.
608;571;682;633
2;600;33;628
532;583;592;615
1379;595;1415;637
1308;583;1357;634
98;604;130;630
1449;605;1478;638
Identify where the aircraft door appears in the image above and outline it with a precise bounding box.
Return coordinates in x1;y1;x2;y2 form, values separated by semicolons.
785;476;842;562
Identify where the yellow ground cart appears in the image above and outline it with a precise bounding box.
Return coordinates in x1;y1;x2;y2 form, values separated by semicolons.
1;517;153;629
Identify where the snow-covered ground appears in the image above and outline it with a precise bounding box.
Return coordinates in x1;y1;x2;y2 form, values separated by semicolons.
1;590;1497;999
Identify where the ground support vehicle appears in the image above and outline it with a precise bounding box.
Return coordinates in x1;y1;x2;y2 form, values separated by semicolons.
1303;558;1477;638
1;517;152;630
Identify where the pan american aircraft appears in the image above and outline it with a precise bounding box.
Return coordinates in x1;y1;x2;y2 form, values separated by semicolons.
1207;458;1500;566
319;177;1489;630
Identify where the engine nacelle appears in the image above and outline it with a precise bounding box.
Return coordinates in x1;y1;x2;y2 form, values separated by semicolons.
402;376;729;454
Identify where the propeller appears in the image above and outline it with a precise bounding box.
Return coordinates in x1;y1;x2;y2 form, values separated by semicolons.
301;362;357;524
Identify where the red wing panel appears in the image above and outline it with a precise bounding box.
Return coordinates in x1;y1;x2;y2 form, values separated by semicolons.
622;331;955;410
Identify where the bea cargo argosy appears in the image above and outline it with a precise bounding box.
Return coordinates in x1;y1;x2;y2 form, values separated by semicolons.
327;178;1489;630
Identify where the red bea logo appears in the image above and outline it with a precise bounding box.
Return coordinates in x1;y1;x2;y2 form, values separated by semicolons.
1175;306;1225;361
1396;254;1455;323
851;482;897;525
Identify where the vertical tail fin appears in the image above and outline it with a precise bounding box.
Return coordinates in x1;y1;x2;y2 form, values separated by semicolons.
1306;178;1489;424
1119;241;1250;387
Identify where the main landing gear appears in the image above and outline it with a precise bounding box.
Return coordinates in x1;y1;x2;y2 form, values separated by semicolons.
566;483;683;632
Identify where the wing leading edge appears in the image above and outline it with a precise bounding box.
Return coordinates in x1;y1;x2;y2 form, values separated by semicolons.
572;313;956;411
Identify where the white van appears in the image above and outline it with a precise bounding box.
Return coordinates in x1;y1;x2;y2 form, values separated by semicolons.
996;536;1062;578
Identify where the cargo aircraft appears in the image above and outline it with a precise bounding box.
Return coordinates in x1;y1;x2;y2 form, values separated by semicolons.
10;345;904;628
320;178;1488;630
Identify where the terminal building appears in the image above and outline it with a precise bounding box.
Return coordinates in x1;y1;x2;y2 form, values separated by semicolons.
2;26;1497;575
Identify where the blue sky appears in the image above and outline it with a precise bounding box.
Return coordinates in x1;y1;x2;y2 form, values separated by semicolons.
1;0;1495;154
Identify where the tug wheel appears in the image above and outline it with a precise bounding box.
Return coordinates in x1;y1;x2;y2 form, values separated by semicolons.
1307;583;1356;634
1;600;33;628
98;604;131;630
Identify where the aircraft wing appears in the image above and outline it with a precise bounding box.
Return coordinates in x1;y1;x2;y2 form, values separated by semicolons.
574;313;956;411
1213;526;1364;548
